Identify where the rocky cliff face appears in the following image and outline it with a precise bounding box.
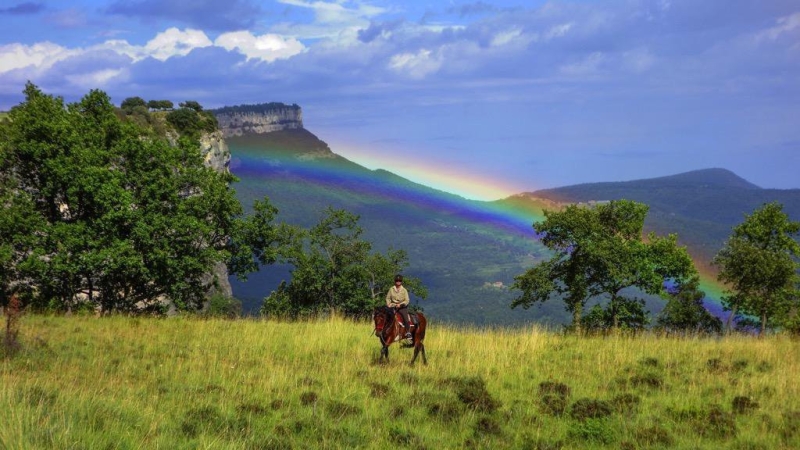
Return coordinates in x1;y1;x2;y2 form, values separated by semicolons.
199;130;233;298
199;130;231;173
213;103;303;137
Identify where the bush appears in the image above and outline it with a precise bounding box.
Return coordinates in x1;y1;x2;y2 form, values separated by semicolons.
203;294;242;319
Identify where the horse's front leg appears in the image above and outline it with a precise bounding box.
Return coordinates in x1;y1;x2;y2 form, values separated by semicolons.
380;345;389;363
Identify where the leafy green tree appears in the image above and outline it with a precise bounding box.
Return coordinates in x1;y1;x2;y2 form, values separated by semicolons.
120;96;147;111
179;100;203;112
582;297;650;332
511;200;696;333
261;207;426;319
364;248;427;306
147;99;174;110
713;202;800;334
0;83;283;313
655;276;722;334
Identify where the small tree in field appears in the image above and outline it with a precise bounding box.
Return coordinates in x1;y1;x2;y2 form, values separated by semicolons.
261;207;426;319
655;276;722;335
511;200;696;333
713;202;800;334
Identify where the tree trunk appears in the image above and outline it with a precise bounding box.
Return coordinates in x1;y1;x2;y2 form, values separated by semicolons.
761;311;767;336
572;307;582;335
726;305;738;333
610;293;619;331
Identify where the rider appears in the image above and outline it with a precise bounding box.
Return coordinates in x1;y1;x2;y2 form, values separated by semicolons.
386;274;412;339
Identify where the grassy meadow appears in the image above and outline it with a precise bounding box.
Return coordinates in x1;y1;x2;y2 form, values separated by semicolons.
2;315;799;449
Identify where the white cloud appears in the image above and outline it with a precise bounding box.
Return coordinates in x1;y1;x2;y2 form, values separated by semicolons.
143;28;213;61
544;23;573;40
623;48;655;73
278;0;386;25
272;0;388;46
756;12;800;41
215;31;305;62
491;28;523;47
94;28;213;62
388;48;442;79
0;42;79;74
65;69;126;89
560;52;605;76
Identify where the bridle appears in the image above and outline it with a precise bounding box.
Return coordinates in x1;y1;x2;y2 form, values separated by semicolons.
373;307;394;346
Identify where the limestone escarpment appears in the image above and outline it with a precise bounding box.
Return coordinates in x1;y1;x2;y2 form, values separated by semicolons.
212;103;303;138
199;130;231;173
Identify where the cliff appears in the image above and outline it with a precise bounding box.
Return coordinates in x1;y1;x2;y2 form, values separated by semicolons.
199;130;231;173
212;103;303;137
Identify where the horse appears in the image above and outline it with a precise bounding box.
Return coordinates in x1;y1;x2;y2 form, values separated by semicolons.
372;305;427;365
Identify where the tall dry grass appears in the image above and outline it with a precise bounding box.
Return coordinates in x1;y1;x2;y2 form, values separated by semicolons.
1;315;798;449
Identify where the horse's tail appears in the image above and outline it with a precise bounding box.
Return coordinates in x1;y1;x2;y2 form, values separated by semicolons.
416;313;427;343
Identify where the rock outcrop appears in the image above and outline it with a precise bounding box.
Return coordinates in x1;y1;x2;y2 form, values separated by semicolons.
213;103;303;137
199;130;231;173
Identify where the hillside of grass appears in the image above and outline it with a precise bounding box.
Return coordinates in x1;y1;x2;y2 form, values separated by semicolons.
227;131;562;326
3;315;799;449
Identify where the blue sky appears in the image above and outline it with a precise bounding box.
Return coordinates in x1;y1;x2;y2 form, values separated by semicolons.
1;1;798;199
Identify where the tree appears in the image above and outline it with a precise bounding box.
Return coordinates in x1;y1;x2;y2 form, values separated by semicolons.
712;202;800;334
147;99;174;111
179;100;203;112
655;276;722;334
261;207;426;319
0;83;283;313
511;200;696;333
120;96;146;111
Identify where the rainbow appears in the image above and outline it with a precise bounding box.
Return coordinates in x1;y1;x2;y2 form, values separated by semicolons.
229;139;730;319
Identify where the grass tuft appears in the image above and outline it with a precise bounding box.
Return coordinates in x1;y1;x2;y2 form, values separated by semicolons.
569;398;613;421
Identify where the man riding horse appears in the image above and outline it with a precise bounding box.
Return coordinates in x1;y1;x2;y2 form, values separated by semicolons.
385;274;412;340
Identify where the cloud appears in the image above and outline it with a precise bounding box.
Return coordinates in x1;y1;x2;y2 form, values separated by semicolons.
100;28;213;62
358;19;403;43
45;8;88;28
106;0;262;31
0;2;43;15
756;11;800;41
447;2;498;17
388;48;442;79
0;42;78;74
215;31;305;62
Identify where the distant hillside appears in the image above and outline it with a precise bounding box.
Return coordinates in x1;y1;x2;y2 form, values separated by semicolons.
503;168;800;265
216;107;800;326
224;129;560;325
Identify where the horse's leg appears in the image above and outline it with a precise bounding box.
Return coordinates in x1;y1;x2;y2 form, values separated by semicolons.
381;345;389;362
420;343;427;365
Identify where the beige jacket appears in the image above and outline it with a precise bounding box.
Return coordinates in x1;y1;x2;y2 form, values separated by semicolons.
385;285;410;308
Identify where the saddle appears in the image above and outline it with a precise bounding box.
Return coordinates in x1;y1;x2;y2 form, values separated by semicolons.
393;311;418;327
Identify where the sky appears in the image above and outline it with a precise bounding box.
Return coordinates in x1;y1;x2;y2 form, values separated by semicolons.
1;0;799;200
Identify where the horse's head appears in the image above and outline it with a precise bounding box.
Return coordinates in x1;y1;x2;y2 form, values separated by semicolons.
373;306;390;336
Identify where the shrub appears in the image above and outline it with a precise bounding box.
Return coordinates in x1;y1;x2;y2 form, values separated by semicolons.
732;396;759;414
567;418;615;445
570;398;613;421
442;376;500;412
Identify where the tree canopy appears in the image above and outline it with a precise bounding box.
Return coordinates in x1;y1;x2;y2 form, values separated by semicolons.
511;199;696;333
713;202;800;334
0;83;283;313
260;207;426;319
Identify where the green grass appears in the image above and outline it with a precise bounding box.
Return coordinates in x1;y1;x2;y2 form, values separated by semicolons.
3;315;799;449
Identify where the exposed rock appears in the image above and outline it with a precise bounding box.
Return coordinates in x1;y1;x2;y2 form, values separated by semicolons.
213;103;303;137
199;130;230;173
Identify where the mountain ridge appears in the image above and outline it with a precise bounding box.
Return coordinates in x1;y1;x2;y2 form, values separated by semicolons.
214;106;800;325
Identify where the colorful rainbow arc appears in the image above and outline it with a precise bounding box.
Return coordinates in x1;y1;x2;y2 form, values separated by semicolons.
230;144;729;318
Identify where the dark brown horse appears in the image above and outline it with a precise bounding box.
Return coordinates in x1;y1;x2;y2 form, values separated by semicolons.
373;306;427;365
